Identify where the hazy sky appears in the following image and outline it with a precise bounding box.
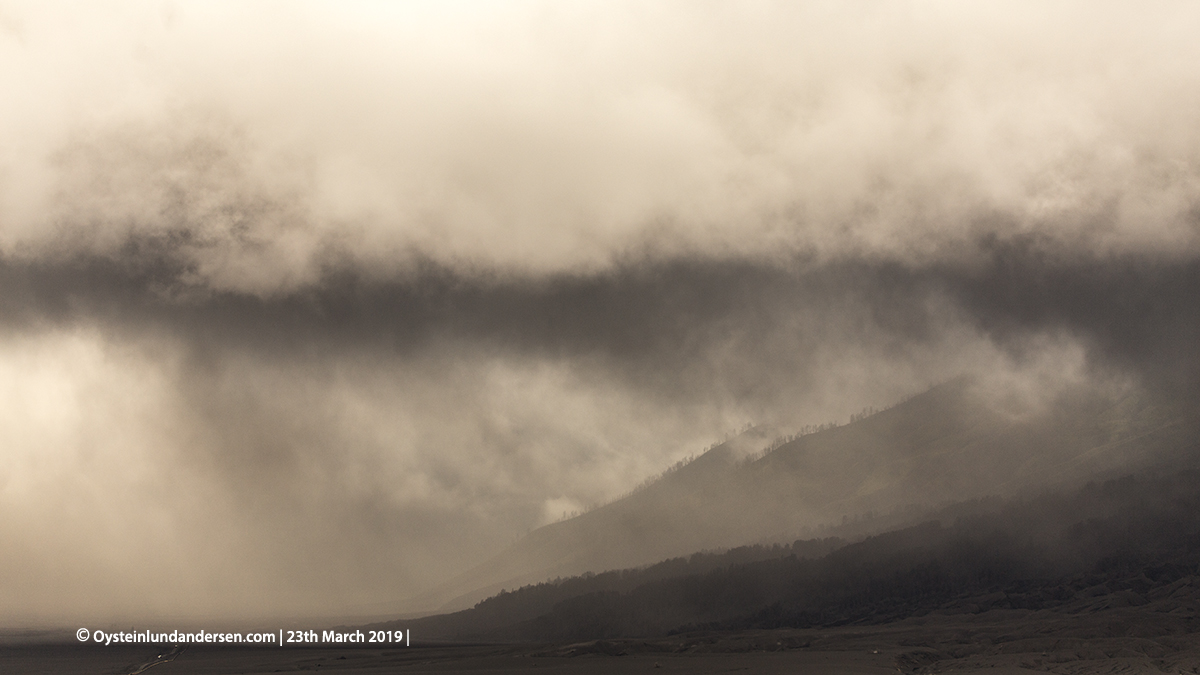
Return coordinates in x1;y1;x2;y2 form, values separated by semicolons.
1;1;1198;623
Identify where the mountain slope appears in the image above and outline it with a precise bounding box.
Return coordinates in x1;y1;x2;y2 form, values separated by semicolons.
408;378;1195;614
388;469;1200;641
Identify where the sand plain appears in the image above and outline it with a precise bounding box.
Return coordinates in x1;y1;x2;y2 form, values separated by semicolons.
4;598;1199;675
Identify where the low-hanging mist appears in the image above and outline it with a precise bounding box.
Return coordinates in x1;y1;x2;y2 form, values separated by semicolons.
0;1;1198;624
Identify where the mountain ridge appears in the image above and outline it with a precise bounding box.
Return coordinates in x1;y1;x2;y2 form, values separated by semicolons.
375;468;1200;642
401;377;1194;615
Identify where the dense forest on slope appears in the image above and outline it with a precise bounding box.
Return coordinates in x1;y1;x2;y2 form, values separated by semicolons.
384;470;1200;641
398;537;845;639
413;378;1196;613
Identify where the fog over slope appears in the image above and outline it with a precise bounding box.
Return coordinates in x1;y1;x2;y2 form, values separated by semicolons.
0;1;1198;623
410;377;1198;614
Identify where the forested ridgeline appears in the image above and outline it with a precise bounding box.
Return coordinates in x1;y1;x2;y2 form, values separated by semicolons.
393;536;845;639
380;470;1200;641
411;379;1197;616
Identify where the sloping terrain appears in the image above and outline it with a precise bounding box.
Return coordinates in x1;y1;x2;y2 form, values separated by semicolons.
387;469;1200;642
410;379;1195;613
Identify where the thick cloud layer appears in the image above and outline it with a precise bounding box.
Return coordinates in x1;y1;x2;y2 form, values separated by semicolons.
4;1;1200;287
0;1;1198;623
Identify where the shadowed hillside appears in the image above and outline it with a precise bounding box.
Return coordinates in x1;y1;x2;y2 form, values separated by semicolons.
384;469;1200;641
406;378;1196;614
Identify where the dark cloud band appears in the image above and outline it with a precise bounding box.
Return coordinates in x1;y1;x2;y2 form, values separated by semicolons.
2;233;1196;397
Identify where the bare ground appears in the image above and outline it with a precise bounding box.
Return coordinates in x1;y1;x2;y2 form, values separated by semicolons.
5;596;1200;675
